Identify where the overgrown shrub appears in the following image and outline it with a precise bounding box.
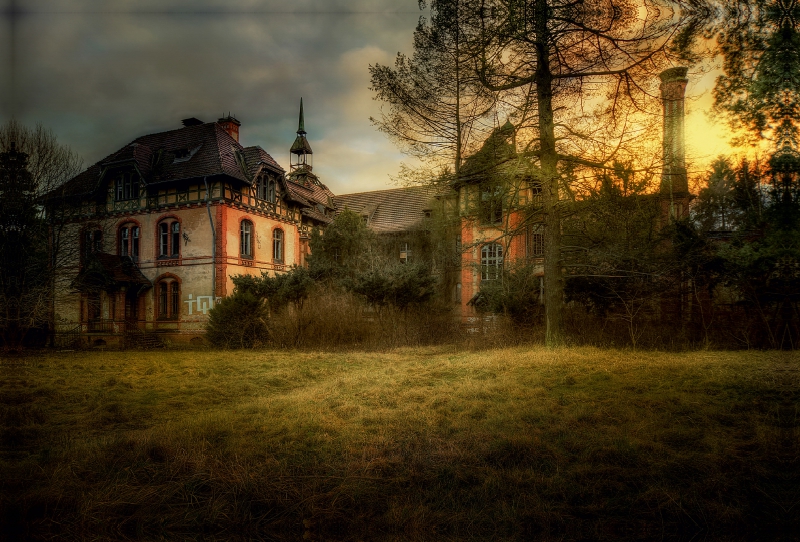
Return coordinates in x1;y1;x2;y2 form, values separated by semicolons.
205;291;269;349
473;263;543;326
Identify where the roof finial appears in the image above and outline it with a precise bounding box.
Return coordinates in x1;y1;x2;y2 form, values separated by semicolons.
298;98;306;135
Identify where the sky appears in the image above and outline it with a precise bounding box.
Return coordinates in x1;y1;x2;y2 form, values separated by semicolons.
1;0;739;194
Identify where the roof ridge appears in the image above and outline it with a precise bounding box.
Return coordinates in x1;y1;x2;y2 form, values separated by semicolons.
336;185;435;197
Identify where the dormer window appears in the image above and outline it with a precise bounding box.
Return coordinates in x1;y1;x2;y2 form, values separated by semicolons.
115;172;139;201
171;144;201;164
256;175;277;203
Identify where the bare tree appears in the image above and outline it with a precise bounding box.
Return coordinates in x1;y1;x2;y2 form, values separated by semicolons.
0;120;83;352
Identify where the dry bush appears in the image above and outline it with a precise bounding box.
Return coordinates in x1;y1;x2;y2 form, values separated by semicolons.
266;288;463;350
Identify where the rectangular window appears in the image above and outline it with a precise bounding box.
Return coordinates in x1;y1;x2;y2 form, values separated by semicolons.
171;283;180;318
132;227;139;260
241;221;252;258
120;228;129;256
115;172;139;201
481;243;503;281
159;283;168;317
171;222;180;257
399;242;410;263
273;230;284;263
159;223;169;257
480;186;503;224
527;227;544;258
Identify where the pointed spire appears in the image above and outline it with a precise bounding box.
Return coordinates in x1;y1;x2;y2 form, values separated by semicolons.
297;98;306;135
291;97;313;157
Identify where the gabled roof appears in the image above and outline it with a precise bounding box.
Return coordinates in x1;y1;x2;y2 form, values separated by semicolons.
240;146;284;179
56;122;283;198
334;186;438;234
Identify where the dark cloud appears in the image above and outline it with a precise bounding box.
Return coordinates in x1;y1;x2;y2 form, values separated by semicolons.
2;2;424;192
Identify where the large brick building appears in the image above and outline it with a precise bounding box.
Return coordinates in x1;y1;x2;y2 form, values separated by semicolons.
50;68;691;346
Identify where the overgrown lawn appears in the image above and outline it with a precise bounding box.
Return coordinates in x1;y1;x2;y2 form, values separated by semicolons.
2;347;797;540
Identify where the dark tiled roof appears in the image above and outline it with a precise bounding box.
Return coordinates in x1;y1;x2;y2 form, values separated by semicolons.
72;253;152;292
286;167;335;209
334;186;438;234
301;208;333;224
57;122;283;197
241;145;284;177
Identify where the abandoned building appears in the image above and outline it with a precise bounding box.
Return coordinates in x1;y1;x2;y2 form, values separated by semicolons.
49;68;691;346
50;102;335;347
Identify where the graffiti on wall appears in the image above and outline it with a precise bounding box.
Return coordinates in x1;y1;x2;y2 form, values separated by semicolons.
184;294;221;315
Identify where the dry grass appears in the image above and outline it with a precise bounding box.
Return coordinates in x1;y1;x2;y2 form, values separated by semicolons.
2;347;797;541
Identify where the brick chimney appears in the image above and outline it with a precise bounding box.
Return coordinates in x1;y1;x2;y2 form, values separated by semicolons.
659;67;689;195
217;115;241;143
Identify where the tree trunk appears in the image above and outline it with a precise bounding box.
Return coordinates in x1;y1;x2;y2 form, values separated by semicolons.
534;0;564;347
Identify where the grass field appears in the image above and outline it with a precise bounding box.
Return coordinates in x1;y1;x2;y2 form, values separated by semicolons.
2;346;797;541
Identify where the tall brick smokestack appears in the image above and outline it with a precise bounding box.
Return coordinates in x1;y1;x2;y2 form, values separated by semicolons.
659;67;689;196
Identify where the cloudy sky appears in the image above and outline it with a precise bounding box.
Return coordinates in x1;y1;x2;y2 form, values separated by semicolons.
2;0;735;194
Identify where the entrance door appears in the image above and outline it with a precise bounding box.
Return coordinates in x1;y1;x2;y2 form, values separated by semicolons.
124;290;140;330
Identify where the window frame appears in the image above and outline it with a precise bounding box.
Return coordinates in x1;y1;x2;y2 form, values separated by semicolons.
115;171;140;202
399;242;411;263
272;228;284;263
118;222;140;261
526;226;544;259
156;277;181;320
240;219;253;258
156;218;181;259
256;174;277;203
480;243;503;281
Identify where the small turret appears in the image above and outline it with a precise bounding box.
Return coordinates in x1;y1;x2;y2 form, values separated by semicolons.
290;98;313;172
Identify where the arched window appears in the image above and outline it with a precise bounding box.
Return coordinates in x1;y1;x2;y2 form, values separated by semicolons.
157;278;180;320
158;219;180;258
241;220;253;258
273;229;284;263
481;243;503;281
119;222;140;261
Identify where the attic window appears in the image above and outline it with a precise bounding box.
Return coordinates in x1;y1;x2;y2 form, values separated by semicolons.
115;172;139;201
316;203;326;215
174;149;189;159
423;209;432;218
